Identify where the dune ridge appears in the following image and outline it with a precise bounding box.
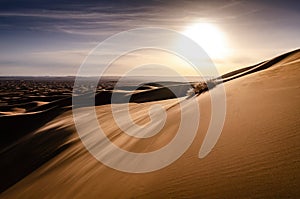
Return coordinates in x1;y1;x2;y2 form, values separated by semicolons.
0;49;300;198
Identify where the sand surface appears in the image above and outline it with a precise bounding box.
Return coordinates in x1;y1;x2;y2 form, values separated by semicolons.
0;50;300;198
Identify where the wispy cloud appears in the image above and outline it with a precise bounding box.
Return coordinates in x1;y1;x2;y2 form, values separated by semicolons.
0;0;299;75
0;1;240;36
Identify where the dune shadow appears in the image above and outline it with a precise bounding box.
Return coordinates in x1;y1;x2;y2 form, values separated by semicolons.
0;126;74;193
0;107;66;149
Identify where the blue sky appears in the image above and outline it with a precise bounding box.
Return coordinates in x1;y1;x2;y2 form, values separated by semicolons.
0;0;299;76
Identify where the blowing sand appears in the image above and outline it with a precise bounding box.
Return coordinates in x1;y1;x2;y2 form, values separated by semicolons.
0;49;300;198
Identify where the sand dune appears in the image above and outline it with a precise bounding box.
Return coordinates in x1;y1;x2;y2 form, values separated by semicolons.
0;49;300;198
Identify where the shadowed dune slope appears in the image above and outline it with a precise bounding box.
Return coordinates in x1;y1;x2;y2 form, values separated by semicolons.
0;49;300;198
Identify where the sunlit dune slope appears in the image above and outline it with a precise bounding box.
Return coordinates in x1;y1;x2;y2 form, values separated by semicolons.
1;49;300;198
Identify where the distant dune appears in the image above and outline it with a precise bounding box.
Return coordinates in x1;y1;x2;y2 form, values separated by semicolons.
0;49;300;198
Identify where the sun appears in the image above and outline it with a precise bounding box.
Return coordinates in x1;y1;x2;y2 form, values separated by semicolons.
183;23;228;59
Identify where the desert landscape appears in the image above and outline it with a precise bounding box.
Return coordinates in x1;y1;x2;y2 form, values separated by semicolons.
0;49;299;198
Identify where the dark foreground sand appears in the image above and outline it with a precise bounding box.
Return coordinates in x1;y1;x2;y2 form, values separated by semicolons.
0;49;300;198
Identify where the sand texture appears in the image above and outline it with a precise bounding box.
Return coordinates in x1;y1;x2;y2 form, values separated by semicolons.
0;49;300;198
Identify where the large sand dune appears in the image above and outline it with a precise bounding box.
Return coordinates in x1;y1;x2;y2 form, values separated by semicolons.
0;49;300;198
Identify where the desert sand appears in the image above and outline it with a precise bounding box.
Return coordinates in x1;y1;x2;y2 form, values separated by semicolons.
0;49;300;198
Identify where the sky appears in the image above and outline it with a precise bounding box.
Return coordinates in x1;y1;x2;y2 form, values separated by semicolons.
0;0;299;76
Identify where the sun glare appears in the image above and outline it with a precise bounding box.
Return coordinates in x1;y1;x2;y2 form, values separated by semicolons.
183;23;228;59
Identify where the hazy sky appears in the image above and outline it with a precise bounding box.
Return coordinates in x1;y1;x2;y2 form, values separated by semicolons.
0;0;299;76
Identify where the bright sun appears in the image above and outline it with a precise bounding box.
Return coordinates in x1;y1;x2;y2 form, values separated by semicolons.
183;23;228;59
